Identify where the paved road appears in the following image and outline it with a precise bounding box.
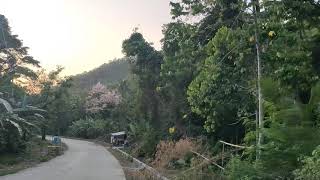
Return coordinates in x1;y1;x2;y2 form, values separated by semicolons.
1;138;125;180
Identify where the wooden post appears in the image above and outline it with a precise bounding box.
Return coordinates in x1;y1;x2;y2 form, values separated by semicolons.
222;143;225;167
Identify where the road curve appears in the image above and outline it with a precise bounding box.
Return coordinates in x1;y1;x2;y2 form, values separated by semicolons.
1;138;125;180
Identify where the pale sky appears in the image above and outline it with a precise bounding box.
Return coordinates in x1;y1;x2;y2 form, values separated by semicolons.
1;0;172;75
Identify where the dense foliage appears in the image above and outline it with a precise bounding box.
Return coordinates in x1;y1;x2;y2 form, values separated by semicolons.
116;0;320;179
0;14;45;153
2;0;320;178
69;118;109;139
64;1;320;178
294;145;320;180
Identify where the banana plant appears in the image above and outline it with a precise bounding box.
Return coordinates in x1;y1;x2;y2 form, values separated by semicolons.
0;96;46;137
261;78;320;126
253;79;320;177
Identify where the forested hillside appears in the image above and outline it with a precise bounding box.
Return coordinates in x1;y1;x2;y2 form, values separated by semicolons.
71;59;129;93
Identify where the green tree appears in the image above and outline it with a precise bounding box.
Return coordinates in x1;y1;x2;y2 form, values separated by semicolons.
160;22;205;136
0;14;45;151
260;0;320;104
122;32;162;127
30;67;77;137
159;0;247;137
170;0;244;45
0;14;40;87
188;27;256;142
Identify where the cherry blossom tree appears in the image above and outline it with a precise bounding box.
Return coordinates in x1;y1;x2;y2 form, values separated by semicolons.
85;82;121;113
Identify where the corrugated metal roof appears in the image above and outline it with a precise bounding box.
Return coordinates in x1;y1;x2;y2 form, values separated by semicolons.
111;131;126;136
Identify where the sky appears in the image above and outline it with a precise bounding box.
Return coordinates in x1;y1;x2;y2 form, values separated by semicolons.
1;0;172;75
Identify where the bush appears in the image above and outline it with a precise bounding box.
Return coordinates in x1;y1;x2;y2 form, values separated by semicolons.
294;145;320;180
152;138;198;169
0;123;26;153
137;128;158;158
224;156;264;180
69;118;107;139
129;121;159;158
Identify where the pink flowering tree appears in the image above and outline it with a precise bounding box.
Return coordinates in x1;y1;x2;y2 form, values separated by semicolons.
85;82;121;114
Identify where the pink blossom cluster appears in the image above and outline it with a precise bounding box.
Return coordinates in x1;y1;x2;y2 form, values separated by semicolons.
85;82;121;113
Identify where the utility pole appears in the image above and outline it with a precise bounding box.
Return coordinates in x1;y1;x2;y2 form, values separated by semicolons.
252;0;263;159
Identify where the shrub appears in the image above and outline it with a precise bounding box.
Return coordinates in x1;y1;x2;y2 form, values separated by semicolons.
69;118;107;139
152;138;198;169
294;145;320;180
134;128;158;158
128;121;159;158
0;123;26;153
224;156;265;180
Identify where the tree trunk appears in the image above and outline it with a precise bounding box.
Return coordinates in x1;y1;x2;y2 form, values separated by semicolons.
41;126;46;141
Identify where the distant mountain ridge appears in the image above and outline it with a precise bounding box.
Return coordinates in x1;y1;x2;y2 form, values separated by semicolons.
71;58;130;93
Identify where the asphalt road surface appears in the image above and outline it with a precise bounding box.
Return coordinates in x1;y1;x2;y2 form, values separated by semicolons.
1;138;125;180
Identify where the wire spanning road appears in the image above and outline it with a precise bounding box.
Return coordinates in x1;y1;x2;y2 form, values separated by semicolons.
1;138;125;180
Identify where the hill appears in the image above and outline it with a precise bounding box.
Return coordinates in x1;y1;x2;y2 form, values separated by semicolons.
71;58;130;94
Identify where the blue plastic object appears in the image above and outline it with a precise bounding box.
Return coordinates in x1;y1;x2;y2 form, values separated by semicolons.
52;136;61;145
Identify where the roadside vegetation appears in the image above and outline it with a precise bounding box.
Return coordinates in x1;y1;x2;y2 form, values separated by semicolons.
67;0;320;179
0;15;66;175
1;0;320;179
0;137;65;176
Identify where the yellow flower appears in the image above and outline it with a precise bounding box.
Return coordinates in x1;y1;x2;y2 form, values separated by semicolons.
169;127;175;134
268;31;276;37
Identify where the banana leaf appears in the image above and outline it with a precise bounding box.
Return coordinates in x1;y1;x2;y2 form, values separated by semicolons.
0;97;13;113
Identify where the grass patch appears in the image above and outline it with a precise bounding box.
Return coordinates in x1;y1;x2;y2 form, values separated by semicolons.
108;146;169;180
0;137;66;176
107;144;222;180
0;154;23;165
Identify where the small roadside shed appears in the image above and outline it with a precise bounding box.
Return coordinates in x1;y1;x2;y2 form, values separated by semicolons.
110;131;127;146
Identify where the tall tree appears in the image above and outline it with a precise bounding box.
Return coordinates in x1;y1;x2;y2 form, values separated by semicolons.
29;67;76;136
170;0;244;45
260;0;320;104
188;27;256;142
160;22;206;136
0;14;40;88
122;32;162;127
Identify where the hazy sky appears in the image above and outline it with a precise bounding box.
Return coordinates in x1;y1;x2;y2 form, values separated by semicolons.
1;0;172;75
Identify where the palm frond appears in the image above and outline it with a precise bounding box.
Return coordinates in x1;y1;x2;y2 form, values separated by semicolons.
7;119;22;135
34;113;45;119
13;106;46;116
0;96;42;136
0;97;13;113
11;114;36;127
